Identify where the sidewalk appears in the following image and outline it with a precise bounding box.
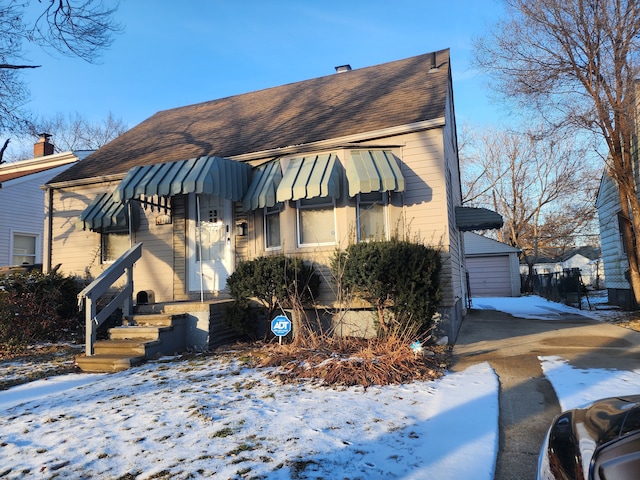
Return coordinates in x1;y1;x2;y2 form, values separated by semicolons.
452;307;640;480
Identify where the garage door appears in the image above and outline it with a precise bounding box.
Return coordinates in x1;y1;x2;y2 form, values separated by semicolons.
466;255;513;297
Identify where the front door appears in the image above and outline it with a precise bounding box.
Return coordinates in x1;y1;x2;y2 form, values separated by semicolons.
188;194;232;293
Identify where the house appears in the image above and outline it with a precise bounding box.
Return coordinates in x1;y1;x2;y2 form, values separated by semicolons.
519;246;604;289
43;49;502;348
596;170;633;307
0;135;91;268
464;232;521;298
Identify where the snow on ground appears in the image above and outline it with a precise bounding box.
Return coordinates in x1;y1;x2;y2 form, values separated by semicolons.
0;357;498;479
1;294;639;479
471;293;607;320
540;355;640;412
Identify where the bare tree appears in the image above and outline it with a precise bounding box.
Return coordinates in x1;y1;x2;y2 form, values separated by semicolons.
33;111;128;151
0;0;120;163
461;125;598;290
474;0;640;304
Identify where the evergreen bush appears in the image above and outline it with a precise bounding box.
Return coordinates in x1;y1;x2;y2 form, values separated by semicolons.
223;255;320;337
0;267;81;347
332;240;441;336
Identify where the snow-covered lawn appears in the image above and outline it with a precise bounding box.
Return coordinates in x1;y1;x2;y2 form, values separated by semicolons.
0;356;498;479
1;295;639;479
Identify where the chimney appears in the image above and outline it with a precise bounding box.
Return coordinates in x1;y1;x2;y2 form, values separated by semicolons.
34;133;54;157
428;52;440;73
335;64;352;73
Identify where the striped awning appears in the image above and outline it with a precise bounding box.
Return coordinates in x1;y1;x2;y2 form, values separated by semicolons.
113;156;252;202
276;153;342;202
346;150;405;197
242;160;282;211
455;206;503;231
78;191;130;231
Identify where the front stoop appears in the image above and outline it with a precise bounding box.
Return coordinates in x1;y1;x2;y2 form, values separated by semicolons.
75;313;187;373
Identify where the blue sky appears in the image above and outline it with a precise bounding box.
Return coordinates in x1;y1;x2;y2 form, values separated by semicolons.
21;0;506;138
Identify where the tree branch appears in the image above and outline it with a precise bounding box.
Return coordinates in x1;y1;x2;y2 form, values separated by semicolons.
0;64;41;70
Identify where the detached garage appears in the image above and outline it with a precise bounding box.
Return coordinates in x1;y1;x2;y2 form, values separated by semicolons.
464;232;521;298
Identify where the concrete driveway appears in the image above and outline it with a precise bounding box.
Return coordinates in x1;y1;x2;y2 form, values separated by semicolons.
451;307;640;480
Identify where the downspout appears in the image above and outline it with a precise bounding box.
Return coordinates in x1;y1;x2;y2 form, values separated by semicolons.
196;194;204;303
128;201;133;247
45;187;54;273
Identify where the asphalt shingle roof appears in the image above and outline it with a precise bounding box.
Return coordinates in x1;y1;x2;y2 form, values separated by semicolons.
49;49;450;185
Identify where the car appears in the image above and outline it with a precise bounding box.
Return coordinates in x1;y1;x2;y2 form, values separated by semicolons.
538;395;640;480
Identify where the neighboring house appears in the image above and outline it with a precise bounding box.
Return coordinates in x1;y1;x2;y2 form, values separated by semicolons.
43;49;502;344
464;232;521;298
0;135;91;268
519;246;604;288
596;170;634;306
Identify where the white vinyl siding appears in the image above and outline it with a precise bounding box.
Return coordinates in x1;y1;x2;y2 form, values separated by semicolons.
596;172;629;290
47;183;176;302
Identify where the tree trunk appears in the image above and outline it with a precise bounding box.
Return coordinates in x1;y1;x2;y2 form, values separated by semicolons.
617;184;640;307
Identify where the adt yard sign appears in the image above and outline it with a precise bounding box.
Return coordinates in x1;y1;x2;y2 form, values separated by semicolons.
271;315;291;338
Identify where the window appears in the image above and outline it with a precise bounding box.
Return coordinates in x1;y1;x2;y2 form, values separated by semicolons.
12;233;37;265
264;203;282;249
297;197;336;246
101;231;130;263
357;192;388;241
618;212;633;255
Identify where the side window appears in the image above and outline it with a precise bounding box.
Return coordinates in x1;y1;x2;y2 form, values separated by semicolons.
12;233;38;265
264;203;282;250
618;212;630;255
357;192;388;241
101;231;130;263
297;197;336;246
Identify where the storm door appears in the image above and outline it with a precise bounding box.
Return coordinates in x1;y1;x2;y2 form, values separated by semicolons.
188;193;232;294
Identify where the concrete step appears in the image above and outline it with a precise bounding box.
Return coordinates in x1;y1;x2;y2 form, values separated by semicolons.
108;325;173;341
77;312;189;373
124;313;186;327
75;354;146;373
94;339;162;357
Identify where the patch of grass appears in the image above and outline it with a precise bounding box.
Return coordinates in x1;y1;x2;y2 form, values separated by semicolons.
289;459;319;478
211;427;234;438
227;443;258;456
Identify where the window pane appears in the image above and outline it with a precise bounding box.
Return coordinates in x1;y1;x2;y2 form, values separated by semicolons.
358;192;387;241
13;234;36;265
359;202;386;240
299;206;335;244
265;207;281;249
102;232;129;263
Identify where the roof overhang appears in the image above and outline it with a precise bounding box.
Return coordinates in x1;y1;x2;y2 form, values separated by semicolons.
229;117;446;163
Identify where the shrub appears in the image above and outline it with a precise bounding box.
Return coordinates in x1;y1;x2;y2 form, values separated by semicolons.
0;267;81;347
224;255;320;337
332;240;441;336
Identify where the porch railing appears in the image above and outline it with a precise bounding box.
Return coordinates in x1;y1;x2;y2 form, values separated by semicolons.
77;242;143;356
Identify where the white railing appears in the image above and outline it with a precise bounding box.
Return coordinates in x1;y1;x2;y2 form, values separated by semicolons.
77;242;143;356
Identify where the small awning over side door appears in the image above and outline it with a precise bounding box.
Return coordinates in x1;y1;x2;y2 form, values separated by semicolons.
455;206;504;231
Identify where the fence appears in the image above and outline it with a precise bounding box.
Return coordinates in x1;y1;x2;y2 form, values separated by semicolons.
522;268;583;308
